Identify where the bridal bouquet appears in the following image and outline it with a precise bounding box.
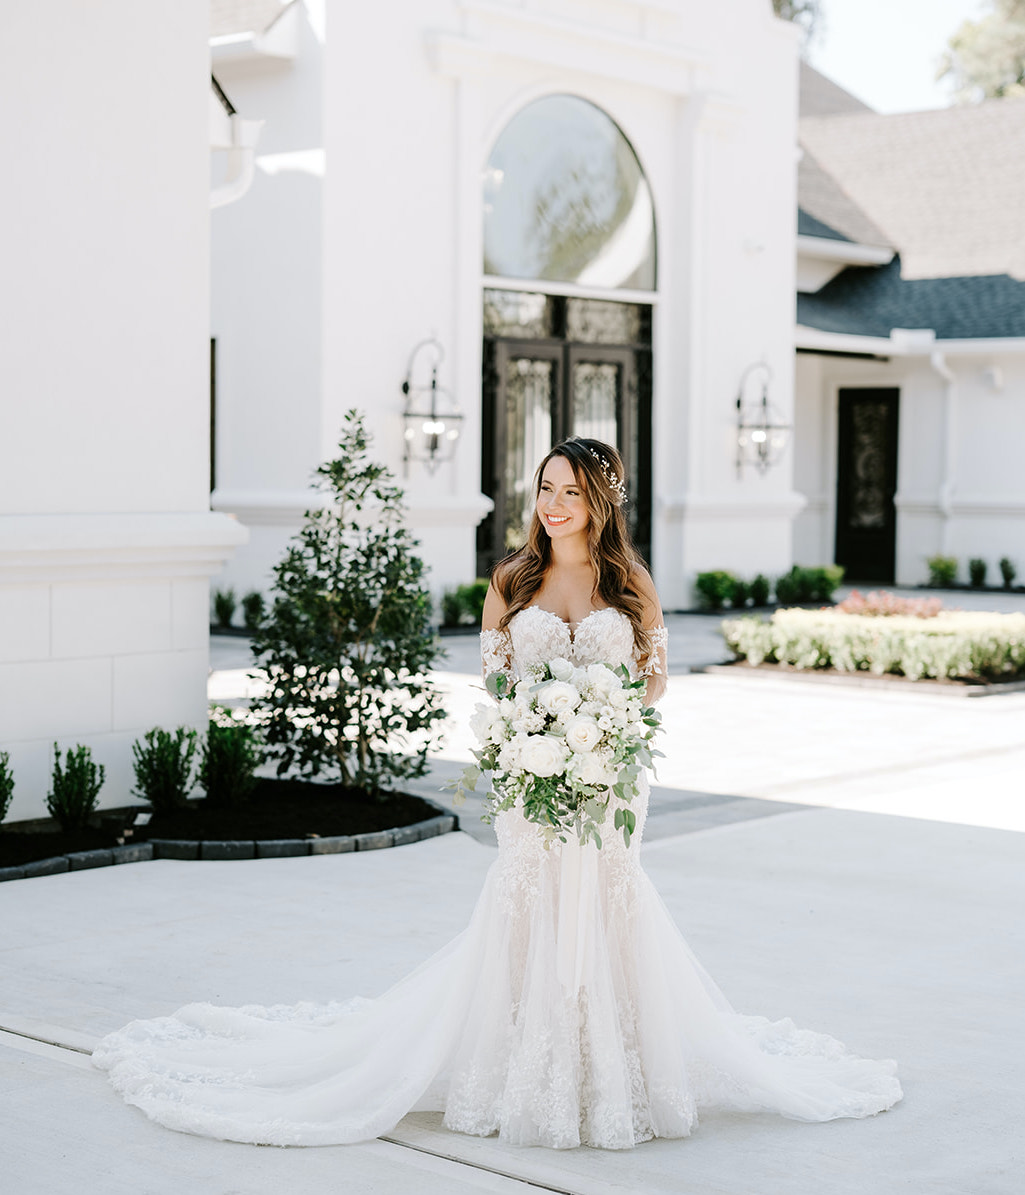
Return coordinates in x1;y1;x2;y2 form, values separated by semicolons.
450;659;662;848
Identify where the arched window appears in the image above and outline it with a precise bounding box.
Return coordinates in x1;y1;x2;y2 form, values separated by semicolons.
483;95;656;292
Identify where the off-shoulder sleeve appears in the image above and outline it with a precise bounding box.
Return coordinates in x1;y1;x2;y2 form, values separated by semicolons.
480;628;512;681
642;625;668;678
640;625;668;702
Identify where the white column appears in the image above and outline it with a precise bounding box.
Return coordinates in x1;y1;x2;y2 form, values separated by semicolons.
0;1;245;821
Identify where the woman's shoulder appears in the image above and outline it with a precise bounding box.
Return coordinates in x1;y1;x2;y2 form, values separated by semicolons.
627;562;662;620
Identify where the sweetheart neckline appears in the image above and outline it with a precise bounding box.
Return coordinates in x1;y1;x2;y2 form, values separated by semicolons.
519;604;624;640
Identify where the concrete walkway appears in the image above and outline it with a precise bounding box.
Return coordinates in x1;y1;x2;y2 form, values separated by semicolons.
3;604;1025;1193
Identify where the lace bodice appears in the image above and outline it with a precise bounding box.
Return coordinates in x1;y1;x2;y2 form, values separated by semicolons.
480;606;667;684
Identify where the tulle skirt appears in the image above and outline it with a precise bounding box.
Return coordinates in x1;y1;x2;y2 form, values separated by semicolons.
93;806;902;1149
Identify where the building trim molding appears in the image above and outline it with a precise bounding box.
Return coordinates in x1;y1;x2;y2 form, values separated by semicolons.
427;0;707;97
0;513;248;583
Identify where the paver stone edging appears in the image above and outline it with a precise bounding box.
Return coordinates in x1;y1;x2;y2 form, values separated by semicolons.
0;806;458;884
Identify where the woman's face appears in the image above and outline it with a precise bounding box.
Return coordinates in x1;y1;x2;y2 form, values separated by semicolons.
536;454;589;541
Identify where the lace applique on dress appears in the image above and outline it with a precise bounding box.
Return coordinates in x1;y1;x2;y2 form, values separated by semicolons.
641;625;669;678
480;628;512;680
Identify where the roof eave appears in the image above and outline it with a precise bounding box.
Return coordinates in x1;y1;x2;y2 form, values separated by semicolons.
796;235;894;267
796;324;1025;356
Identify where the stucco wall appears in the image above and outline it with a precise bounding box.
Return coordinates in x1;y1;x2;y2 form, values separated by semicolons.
0;1;244;821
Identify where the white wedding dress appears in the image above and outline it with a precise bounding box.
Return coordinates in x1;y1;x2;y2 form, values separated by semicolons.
93;607;901;1148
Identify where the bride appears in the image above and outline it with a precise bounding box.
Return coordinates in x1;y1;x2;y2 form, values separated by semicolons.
94;437;902;1149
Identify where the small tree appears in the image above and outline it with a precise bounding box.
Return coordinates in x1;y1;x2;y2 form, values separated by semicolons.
250;411;447;794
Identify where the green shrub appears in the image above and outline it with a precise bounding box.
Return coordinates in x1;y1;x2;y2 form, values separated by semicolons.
775;565;845;606
926;555;958;588
241;590;266;632
132;727;198;813
250;410;447;794
729;578;751;609
200;712;262;808
47;744;105;832
773;566;802;606
721;608;1025;682
968;558;987;588
999;557;1017;589
0;751;13;825
694;570;736;611
441;579;489;628
213;587;237;629
750;574;771;607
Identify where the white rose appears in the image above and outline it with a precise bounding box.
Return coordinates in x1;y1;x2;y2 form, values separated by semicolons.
564;715;602;754
537;681;581;717
470;702;503;743
586;663;622;697
520;734;569;777
597;714;614;731
608;688;629;710
576;754;613;787
549;657;574;682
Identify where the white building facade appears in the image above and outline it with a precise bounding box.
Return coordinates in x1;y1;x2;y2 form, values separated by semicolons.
211;0;802;611
0;1;246;822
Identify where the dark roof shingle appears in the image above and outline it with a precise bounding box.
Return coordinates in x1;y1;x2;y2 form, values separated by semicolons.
797;256;1025;340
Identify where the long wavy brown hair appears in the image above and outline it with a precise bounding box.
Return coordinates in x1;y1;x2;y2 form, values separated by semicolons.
493;438;652;659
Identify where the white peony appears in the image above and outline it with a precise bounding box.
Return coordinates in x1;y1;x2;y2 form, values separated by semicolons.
520;734;569;777
537;680;581;717
564;715;602;753
511;709;544;734
586;662;622;697
549;656;574;682
575;753;613;787
498;733;527;771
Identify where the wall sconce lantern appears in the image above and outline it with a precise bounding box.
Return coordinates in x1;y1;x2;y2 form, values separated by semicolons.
735;362;791;477
401;337;463;475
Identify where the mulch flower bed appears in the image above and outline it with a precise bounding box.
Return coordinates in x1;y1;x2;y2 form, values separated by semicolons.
0;778;443;869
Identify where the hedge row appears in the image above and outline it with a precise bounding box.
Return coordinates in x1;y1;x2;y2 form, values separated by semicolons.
720;608;1025;682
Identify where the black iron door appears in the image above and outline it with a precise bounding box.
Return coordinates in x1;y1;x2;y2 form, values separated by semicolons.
835;388;900;583
478;339;650;575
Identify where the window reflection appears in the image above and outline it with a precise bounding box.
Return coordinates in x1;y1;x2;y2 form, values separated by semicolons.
484;96;656;291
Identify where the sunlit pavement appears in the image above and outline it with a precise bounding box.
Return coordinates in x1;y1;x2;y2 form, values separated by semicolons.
2;599;1023;1193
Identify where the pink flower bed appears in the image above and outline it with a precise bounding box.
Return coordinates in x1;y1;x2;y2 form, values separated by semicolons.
833;590;944;619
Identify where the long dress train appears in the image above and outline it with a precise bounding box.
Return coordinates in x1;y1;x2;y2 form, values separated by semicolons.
93;607;901;1148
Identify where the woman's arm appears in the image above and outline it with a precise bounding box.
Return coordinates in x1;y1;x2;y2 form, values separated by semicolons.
479;573;513;686
631;565;668;704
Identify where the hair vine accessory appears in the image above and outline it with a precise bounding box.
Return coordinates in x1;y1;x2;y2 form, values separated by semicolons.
587;448;628;505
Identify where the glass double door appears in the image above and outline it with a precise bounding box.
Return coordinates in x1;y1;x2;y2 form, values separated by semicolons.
478;338;650;575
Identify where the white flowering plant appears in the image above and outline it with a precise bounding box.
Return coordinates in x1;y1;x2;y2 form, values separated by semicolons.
449;658;663;848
